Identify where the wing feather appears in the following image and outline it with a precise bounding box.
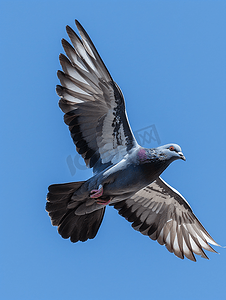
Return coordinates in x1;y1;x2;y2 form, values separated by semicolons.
112;177;219;261
57;20;138;172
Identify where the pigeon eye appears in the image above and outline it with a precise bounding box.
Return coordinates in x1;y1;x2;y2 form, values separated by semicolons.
169;146;175;151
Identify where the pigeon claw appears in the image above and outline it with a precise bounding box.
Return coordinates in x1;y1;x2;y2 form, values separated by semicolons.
96;197;111;206
90;184;103;199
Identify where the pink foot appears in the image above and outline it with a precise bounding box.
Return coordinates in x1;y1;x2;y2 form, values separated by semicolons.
96;197;111;206
90;185;103;199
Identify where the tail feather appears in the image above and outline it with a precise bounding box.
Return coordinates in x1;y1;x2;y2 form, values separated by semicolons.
48;181;83;195
58;210;80;239
46;181;105;242
69;212;106;243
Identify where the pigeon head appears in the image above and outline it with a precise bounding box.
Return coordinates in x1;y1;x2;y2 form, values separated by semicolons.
137;144;185;165
156;143;186;162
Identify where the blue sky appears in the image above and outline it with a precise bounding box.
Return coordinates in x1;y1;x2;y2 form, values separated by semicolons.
1;1;226;299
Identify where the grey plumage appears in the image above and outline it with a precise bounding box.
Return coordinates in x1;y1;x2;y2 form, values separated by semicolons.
46;20;219;261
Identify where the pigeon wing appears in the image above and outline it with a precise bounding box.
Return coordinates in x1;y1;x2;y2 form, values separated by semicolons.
57;20;138;173
112;177;219;261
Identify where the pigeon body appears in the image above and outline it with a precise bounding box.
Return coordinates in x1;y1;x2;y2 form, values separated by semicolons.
94;144;185;197
46;20;219;261
63;144;185;214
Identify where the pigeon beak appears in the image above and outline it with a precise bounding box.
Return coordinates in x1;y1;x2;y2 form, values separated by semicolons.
178;151;186;161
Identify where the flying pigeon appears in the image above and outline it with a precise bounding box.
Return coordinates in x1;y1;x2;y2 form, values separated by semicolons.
46;20;219;261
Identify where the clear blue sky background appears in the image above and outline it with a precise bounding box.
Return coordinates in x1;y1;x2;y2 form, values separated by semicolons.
1;1;226;299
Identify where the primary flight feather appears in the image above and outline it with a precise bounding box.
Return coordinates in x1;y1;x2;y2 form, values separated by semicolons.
46;20;219;261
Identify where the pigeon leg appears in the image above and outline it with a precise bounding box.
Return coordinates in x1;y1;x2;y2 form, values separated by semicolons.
90;185;111;205
90;184;103;199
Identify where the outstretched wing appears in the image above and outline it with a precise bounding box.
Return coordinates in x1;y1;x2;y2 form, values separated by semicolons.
57;20;138;173
112;177;219;261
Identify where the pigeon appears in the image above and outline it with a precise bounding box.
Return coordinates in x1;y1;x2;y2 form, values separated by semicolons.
46;20;219;261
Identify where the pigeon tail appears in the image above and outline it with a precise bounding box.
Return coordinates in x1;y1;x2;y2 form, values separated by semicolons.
46;181;105;242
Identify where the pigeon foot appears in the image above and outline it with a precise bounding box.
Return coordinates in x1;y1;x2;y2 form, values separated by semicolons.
96;197;111;206
90;184;103;198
